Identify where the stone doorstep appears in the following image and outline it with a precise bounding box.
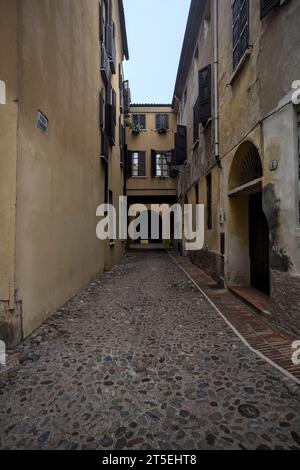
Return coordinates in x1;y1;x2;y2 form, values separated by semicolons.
228;285;271;316
170;251;300;384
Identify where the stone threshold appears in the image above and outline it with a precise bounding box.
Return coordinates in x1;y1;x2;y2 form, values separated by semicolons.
169;251;300;385
228;285;271;316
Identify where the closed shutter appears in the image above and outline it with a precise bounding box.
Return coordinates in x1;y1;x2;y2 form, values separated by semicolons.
260;0;280;18
100;89;105;129
155;114;161;130
162;114;169;129
133;114;139;126
175;125;187;165
198;65;212;124
108;0;112;25
151;150;157;177
138;152;146;177
127;150;132;177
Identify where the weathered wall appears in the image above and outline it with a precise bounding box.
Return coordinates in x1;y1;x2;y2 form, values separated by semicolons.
14;0;107;338
218;0;300;334
0;0;21;344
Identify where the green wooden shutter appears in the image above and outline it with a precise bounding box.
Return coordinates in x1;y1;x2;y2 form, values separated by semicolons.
175;125;187;165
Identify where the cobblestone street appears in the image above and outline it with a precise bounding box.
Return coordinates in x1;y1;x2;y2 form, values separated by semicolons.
1;251;300;450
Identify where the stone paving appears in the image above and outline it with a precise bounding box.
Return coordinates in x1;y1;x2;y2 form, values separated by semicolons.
0;251;300;450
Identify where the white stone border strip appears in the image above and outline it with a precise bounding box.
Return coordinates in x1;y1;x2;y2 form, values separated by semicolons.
169;253;300;386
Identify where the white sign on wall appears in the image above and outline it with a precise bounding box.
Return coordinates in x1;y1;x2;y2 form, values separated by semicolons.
0;80;6;104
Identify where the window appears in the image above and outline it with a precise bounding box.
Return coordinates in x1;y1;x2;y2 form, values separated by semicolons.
260;0;280;19
232;0;249;71
155;153;170;178
206;173;212;230
131;151;146;177
156;113;169;130
199;65;212;124
132;114;146;130
183;88;187;106
175;125;187;165
193;98;200;144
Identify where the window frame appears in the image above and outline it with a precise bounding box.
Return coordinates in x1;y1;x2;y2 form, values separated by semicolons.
131;151;146;178
232;0;249;72
155;152;170;178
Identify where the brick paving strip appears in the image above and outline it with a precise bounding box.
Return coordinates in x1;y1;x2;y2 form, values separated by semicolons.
169;252;300;385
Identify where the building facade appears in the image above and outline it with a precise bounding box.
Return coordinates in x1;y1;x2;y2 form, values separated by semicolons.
126;105;177;247
173;0;300;335
0;0;129;345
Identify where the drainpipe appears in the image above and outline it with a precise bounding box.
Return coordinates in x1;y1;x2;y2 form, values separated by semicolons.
213;0;221;168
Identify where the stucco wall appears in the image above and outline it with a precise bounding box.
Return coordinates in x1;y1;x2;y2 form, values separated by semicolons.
126;106;177;197
13;0;125;338
0;0;21;344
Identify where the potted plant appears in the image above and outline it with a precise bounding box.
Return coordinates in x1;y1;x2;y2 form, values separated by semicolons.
157;127;168;135
130;123;143;136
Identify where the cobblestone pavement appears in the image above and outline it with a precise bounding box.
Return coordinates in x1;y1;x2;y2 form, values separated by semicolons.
1;251;300;450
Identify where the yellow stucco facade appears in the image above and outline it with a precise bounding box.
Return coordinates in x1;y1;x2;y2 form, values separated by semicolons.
0;0;128;344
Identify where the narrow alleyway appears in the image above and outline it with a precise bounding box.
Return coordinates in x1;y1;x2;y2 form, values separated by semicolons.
0;251;300;450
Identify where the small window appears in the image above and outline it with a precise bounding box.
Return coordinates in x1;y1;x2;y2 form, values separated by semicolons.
132;114;146;129
156;114;169;131
132;151;146;177
206;173;212;230
232;0;249;71
155;153;170;178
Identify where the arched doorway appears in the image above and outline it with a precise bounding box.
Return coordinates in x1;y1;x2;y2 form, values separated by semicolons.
228;142;270;295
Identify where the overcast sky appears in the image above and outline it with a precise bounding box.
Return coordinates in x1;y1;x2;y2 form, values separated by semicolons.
123;0;190;104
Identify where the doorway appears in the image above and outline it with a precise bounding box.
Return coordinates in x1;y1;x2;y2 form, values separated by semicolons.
249;192;270;295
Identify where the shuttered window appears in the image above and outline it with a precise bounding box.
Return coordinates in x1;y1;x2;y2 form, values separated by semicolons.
232;0;249;71
132;114;146;129
206;173;212;230
175;125;187;165
155;114;169;130
131;151;146;177
260;0;280;19
193;98;200;143
99;89;105;129
198;65;212;124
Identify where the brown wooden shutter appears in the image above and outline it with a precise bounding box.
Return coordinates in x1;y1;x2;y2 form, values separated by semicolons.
175;125;187;165
198;65;212;124
100;89;105;129
260;0;280;18
127;150;132;177
163;114;169;129
155;114;161;130
206;173;212;230
151;150;157;177
138;152;146;177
